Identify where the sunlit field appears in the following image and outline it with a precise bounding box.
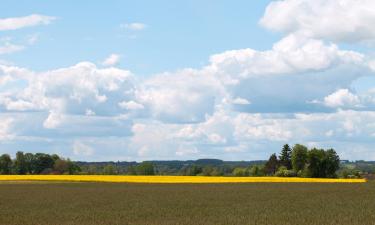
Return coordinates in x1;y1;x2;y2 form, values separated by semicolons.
0;175;366;183
0;181;374;225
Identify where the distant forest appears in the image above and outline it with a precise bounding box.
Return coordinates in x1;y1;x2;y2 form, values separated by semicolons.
0;144;374;178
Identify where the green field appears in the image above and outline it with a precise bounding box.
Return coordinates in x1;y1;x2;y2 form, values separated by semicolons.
0;181;374;225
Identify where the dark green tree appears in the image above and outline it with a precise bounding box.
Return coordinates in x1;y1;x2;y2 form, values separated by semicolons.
323;149;340;178
264;153;279;175
249;165;262;176
136;162;155;175
66;159;81;175
33;153;54;174
24;153;35;174
291;144;308;173
306;148;325;178
279;144;292;169
0;154;12;174
103;164;116;175
183;165;202;176
14;151;27;174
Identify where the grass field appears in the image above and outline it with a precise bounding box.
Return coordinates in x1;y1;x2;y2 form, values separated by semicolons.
0;181;374;225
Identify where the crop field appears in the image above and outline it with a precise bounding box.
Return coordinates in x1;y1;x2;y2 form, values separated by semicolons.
0;175;366;183
0;181;374;225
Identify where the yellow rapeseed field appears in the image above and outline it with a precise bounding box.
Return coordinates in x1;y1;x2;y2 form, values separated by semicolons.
0;175;366;183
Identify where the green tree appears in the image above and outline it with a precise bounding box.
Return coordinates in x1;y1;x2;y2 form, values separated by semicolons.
183;165;202;176
232;167;248;177
291;144;308;173
33;153;54;174
279;144;292;169
136;162;155;175
14;151;27;174
103;164;117;175
202;166;214;176
249;165;263;176
264;153;279;175
323;149;340;178
66;159;81;175
53;159;70;174
306;148;325;178
24;153;35;174
0;154;12;174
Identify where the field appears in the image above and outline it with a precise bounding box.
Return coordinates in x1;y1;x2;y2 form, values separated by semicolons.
0;181;374;225
0;175;366;183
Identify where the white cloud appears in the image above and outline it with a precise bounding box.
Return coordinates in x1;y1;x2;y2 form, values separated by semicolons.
0;117;14;140
136;68;224;123
43;112;63;129
0;62;135;116
232;97;251;105
0;14;55;31
324;89;361;108
121;22;146;31
102;54;121;66
260;0;375;42
208;34;364;79
2;1;375;160
118;100;144;110
0;43;24;54
73;141;94;156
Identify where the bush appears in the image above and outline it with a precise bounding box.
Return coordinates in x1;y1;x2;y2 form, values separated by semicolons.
232;168;249;177
275;166;297;177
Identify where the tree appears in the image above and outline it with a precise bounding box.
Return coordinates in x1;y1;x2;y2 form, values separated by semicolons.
202;166;214;176
291;144;308;173
66;159;81;175
24;153;35;174
232;167;248;177
306;148;325;178
279;144;292;169
183;165;202;176
103;164;116;175
323;149;340;178
136;162;155;175
249;165;262;176
0;154;12;174
33;153;54;174
53;159;70;174
14;151;27;174
264;153;279;175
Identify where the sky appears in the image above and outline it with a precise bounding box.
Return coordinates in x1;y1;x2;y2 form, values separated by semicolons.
1;0;375;161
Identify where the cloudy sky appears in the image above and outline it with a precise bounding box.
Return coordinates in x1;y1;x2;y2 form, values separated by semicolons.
1;0;375;161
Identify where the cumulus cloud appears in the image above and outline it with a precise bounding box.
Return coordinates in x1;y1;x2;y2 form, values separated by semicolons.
118;100;144;110
136;69;224;123
0;62;135;116
0;117;14;140
2;0;375;160
102;54;121;66
260;0;375;43
0;14;55;31
324;89;361;108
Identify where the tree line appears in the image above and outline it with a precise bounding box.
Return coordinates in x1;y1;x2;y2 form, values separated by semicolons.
0;152;80;175
0;144;341;177
264;144;340;178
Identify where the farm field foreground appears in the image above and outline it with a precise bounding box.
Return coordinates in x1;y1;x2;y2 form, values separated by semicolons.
0;175;366;183
0;182;374;225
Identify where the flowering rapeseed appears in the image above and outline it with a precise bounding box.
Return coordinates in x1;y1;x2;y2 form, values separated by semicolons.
0;175;366;183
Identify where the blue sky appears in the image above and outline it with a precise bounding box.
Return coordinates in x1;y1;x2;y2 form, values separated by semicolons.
1;0;375;161
2;0;278;75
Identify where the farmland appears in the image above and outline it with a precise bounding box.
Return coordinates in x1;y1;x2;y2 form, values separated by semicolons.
0;175;366;183
0;181;374;225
